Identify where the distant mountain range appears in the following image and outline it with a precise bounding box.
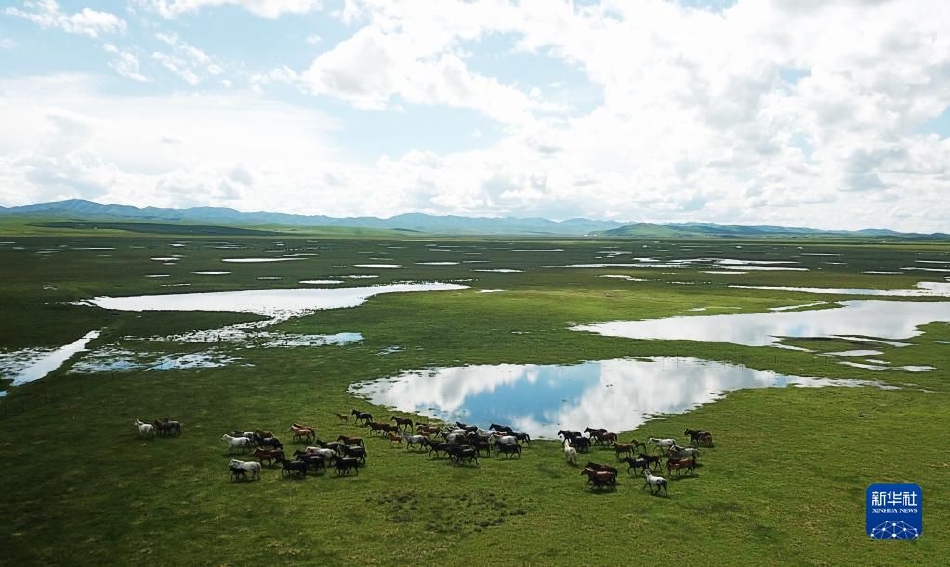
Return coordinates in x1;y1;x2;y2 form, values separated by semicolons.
1;199;946;239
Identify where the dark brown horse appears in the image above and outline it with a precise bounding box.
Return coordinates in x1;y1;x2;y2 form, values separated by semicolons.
581;467;617;490
390;416;414;431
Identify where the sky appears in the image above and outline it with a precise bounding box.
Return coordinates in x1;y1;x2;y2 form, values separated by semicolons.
1;0;949;232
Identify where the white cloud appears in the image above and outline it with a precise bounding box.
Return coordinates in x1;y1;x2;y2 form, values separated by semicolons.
5;1;126;38
104;45;149;83
305;33;321;45
0;38;17;49
136;0;322;19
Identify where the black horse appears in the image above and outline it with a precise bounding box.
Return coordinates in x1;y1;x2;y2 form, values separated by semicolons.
351;409;373;425
333;456;360;475
496;443;522;459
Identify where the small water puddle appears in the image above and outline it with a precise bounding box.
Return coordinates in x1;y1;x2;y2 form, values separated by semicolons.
350;356;895;438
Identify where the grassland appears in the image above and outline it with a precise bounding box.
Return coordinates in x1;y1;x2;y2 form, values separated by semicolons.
0;228;948;566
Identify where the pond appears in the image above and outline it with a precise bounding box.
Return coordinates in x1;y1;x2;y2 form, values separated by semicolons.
349;356;893;439
0;331;100;394
571;300;950;347
79;282;468;320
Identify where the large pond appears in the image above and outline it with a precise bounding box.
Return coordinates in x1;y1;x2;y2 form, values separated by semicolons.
571;300;950;347
80;282;468;320
349;357;893;439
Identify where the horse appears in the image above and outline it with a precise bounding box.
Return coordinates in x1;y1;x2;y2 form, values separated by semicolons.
253;430;275;444
402;433;428;451
612;442;636;459
253;447;285;466
647;437;677;455
342;444;367;463
134;419;154;439
257;436;283;450
222;433;253;452
628;438;647;454
685;428;714;447
279;458;308;477
290;425;315;443
368;421;396;436
293;451;326;473
446;445;478;465
564;439;577;465
333;456;359;475
585;427;615;446
636;453;662;471
390;416;414;431
337;435;364;447
416;423;441;435
666;457;696;477
335;412;350;424
584;461;619;476
569;436;591;453
387;431;405;446
228;459;261;480
229;465;247;482
581;467;616;490
304;446;336;461
496;443;522;459
490;423;515;435
351;409;373;425
153;419;182;437
558;429;582;442
668;444;699;460
619;456;650;475
427;441;450;458
643;469;669;495
513;432;532;445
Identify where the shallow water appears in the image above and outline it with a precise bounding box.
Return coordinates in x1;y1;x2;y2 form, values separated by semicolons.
571;300;950;347
0;331;100;390
730;281;950;298
80;282;468;320
349;356;894;438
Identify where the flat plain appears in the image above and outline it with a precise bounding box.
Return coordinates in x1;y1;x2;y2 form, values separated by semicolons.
1;226;948;565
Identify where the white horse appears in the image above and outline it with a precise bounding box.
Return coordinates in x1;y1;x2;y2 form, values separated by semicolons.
402;433;428;450
669;444;699;460
305;447;336;461
222;433;252;452
563;439;577;465
643;469;668;495
228;459;261;479
134;419;154;438
493;435;518;446
647;437;677;455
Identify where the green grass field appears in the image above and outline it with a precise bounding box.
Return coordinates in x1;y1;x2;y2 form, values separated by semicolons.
1;228;948;565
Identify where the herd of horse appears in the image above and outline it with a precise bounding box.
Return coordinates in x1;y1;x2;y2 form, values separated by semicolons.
135;410;714;494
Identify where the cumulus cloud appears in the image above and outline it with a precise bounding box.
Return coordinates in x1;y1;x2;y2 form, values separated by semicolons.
5;1;126;38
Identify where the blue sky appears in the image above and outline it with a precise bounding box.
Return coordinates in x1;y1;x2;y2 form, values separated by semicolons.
1;0;949;232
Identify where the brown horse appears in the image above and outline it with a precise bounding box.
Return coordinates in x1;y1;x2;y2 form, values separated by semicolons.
581;467;617;490
613;442;636;459
337;434;364;447
334;413;349;424
386;431;404;445
390;416;414;431
253;447;285;466
290;425;315;443
666;457;696;476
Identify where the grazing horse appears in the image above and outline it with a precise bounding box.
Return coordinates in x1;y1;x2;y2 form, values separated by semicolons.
564;439;577;466
581;467;617;490
666;457;696;477
668;444;699;460
351;409;373;425
290;425;315;443
647;437;677;455
134;419;154;438
333;456;359;475
685;428;714;447
643;469;669;495
496;443;522;458
253;447;285;466
402;433;428;451
222;434;253;452
390;416;414;431
228;459;261;480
